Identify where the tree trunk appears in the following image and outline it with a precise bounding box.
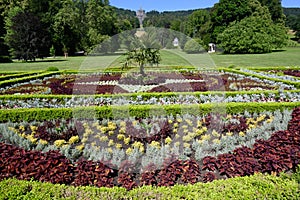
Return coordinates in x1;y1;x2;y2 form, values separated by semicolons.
140;64;145;76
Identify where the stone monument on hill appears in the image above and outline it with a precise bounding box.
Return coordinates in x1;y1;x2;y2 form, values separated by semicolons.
135;7;146;37
136;7;146;30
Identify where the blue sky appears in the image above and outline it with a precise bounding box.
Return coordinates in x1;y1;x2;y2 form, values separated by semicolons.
109;0;300;12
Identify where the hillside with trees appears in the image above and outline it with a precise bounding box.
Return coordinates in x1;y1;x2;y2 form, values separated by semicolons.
0;0;299;61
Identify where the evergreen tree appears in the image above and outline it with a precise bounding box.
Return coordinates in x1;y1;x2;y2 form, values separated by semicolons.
4;9;49;61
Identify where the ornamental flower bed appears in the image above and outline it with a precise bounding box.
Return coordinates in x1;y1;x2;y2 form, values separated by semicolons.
266;69;300;78
0;71;292;95
0;107;299;190
284;70;300;78
4;110;290;157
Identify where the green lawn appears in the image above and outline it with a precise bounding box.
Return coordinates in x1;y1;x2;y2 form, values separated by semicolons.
0;56;85;72
0;47;299;72
211;47;300;68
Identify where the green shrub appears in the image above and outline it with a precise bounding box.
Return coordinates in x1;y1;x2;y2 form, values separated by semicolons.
183;39;202;54
46;66;59;71
49;45;56;57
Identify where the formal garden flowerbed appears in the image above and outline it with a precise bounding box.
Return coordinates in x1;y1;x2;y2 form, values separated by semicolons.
269;70;300;78
0;70;297;95
0;107;299;190
0;68;300;195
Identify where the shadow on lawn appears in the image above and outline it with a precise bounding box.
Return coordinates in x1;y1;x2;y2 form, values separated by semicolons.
25;59;68;63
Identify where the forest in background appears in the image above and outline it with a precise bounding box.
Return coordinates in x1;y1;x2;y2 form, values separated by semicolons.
0;0;299;61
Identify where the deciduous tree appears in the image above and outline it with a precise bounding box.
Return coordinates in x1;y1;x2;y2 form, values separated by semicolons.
185;10;210;38
210;0;279;43
86;0;118;50
52;0;82;55
258;0;285;23
218;8;288;54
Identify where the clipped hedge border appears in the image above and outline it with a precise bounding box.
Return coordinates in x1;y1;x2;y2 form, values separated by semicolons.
0;71;61;87
222;68;300;89
246;66;300;71
0;90;299;101
1;102;300;122
0;171;299;200
0;71;40;82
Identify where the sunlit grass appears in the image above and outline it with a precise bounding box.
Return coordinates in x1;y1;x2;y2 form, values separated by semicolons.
0;47;299;72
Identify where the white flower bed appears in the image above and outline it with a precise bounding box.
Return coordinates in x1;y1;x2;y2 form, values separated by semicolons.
241;69;300;83
1;91;300;109
223;71;296;90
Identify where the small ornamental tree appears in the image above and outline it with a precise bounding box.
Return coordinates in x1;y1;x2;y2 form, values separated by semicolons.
122;48;161;76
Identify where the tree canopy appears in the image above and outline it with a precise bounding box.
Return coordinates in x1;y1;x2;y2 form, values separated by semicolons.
4;8;49;61
218;14;287;54
211;0;288;53
0;0;298;60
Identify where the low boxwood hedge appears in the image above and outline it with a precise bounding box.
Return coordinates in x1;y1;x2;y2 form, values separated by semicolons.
1;102;300;122
246;66;300;71
0;71;40;82
0;169;299;200
0;71;60;87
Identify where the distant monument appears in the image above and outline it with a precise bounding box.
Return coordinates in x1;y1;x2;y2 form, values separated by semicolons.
135;7;146;37
136;7;146;30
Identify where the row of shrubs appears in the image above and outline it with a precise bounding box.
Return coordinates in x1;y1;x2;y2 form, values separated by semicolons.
1;166;299;199
0;71;60;87
1;102;300;122
0;71;40;82
245;66;300;71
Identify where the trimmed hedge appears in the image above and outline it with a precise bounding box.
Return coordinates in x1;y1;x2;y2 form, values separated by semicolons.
0;171;299;200
0;71;60;87
1;102;300;122
0;71;40;82
246;66;300;71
